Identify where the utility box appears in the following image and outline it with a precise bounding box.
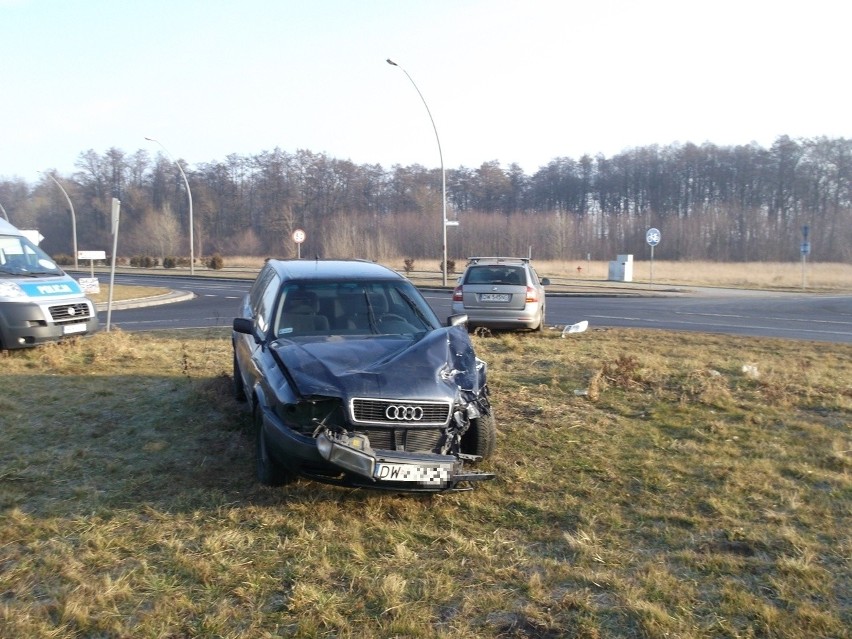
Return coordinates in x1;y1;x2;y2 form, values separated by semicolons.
608;254;633;282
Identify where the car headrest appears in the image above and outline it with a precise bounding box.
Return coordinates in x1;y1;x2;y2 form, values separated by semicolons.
284;290;319;313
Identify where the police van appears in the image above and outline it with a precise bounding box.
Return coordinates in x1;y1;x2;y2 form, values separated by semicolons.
0;218;98;349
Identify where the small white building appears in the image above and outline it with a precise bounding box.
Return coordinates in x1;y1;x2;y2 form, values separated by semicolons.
608;254;633;282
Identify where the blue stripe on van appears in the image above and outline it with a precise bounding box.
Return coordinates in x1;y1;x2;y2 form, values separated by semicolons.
18;280;83;298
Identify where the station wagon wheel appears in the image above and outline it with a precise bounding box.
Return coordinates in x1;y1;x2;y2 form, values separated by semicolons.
535;307;546;332
253;403;293;486
461;412;497;460
232;351;247;402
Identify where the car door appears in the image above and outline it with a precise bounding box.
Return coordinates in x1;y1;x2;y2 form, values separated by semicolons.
234;266;281;394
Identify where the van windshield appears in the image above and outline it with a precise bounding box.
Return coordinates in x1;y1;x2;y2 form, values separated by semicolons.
0;234;64;277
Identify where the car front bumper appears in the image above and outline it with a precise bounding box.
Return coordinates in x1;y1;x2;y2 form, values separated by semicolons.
0;301;99;349
260;404;494;492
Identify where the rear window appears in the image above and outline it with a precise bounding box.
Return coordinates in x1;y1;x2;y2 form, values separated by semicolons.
464;266;526;286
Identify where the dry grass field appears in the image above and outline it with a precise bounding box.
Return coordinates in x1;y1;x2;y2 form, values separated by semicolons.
217;257;852;292
1;328;849;638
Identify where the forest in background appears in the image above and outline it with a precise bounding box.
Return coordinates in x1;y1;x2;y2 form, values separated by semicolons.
1;135;849;265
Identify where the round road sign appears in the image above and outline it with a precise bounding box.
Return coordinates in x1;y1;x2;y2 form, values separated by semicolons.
292;228;306;244
646;227;661;246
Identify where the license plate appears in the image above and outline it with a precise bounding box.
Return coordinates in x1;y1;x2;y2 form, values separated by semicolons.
480;293;510;302
374;462;450;486
63;323;87;335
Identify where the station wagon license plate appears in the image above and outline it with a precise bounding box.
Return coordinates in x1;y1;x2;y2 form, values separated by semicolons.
480;293;510;302
374;462;450;486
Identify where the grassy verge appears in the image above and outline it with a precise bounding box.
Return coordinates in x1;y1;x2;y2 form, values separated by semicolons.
1;329;849;638
88;284;171;304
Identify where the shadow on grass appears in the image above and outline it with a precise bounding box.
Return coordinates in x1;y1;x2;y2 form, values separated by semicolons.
0;371;445;518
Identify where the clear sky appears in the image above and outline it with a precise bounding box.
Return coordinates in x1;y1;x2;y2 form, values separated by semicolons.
1;0;849;180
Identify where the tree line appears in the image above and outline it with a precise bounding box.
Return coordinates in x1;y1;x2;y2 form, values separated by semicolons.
1;135;849;266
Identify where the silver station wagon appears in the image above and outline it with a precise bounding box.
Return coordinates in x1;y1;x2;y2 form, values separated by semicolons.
451;257;550;331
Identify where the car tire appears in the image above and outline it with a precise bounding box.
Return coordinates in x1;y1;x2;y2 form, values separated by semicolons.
233;351;247;402
461;412;497;460
535;306;545;332
254;404;293;486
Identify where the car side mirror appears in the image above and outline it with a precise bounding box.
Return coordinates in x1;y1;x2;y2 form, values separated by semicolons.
541;277;551;286
447;313;468;327
232;317;254;334
233;317;263;344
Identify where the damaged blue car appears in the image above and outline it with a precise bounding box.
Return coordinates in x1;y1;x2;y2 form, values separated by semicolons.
232;259;496;492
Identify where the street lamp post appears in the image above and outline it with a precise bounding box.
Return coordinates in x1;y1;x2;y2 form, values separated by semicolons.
386;58;449;286
145;137;194;275
41;172;78;269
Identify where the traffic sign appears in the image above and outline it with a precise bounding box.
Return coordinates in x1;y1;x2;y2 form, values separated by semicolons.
292;228;306;244
646;227;661;246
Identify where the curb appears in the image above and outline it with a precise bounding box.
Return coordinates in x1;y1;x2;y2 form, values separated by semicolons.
95;290;196;312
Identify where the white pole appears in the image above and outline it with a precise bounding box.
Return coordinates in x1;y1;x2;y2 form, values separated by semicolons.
41;172;78;270
106;198;121;331
146;137;194;275
386;59;448;286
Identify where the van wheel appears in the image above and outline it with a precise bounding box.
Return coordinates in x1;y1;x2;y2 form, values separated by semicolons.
461;413;496;460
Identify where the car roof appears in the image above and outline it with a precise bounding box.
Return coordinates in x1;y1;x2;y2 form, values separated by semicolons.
466;256;531;266
0;218;24;235
266;259;406;282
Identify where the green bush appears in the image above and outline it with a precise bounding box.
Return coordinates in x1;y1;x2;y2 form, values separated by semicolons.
130;255;159;268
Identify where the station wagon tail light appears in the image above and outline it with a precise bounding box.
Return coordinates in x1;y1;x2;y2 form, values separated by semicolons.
452;286;463;302
525;286;539;303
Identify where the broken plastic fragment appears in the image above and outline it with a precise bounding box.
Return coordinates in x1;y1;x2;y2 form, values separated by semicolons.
562;320;589;336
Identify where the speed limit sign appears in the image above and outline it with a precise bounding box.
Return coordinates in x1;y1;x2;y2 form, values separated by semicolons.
292;229;306;244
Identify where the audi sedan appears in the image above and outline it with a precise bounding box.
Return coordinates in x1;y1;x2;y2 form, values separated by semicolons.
232;259;496;492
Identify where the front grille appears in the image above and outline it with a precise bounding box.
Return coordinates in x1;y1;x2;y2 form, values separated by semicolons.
48;303;93;323
350;398;451;426
362;427;444;453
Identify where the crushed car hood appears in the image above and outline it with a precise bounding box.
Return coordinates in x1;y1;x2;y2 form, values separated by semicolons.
270;325;483;401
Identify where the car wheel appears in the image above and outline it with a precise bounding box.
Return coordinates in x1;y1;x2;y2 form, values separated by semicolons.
254;404;293;486
461;412;496;460
233;351;247;402
535;306;546;332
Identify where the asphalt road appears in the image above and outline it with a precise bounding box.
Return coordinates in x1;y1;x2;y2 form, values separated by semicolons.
99;273;852;344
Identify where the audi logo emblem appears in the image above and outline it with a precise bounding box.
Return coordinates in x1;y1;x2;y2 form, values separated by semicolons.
385;405;424;421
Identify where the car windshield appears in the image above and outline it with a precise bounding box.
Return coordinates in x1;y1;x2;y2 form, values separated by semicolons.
273;280;441;338
0;234;64;277
465;265;525;286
